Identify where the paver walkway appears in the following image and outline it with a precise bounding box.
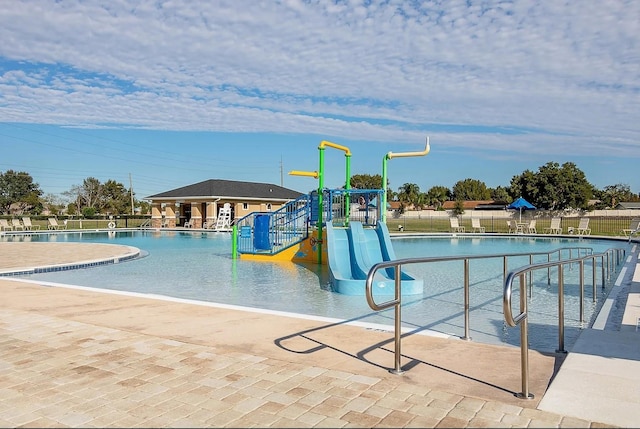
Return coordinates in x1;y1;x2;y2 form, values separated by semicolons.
0;241;623;427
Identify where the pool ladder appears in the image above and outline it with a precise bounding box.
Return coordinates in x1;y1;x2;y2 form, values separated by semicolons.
365;246;626;398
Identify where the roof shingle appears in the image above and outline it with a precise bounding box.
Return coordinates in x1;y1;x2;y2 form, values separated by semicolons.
145;179;304;200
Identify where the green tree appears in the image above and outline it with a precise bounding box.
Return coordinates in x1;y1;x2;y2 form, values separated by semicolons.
510;162;592;210
509;169;537;203
425;185;451;210
489;186;510;202
101;179;132;214
397;183;421;211
350;174;384;190
386;188;398;201
82;207;97;217
593;183;638;209
62;177;132;215
452;178;491;201
0;170;43;215
66;202;79;216
452;199;465;216
137;199;151;215
413;192;428;210
350;174;386;208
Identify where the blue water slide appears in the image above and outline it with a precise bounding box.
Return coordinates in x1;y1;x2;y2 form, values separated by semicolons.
325;221;363;294
325;221;423;296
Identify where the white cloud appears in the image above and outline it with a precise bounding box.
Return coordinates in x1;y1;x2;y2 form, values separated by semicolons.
0;0;638;160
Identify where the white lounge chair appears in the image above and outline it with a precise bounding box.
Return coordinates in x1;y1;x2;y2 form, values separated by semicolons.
0;219;13;231
544;217;562;234
11;219;24;231
621;219;640;237
569;218;591;235
526;219;537;234
47;217;66;230
22;217;40;230
449;217;465;233
471;218;485;233
508;219;523;234
577;218;591;235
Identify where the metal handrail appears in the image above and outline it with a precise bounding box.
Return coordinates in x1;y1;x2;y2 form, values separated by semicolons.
365;246;601;375
234;194;311;256
503;247;626;399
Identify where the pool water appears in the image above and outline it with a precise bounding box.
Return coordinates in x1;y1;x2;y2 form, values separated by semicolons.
5;230;631;352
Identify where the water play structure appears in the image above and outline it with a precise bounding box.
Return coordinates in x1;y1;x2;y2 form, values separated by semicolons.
231;139;430;295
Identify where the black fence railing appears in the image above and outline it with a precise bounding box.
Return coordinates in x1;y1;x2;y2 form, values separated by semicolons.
0;215;151;230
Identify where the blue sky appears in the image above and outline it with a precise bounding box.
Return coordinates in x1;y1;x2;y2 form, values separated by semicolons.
1;1;638;201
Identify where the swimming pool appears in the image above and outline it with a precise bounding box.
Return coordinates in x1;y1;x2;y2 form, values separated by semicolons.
3;230;632;352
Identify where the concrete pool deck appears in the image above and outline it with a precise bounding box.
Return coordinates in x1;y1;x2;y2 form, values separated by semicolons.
0;240;639;427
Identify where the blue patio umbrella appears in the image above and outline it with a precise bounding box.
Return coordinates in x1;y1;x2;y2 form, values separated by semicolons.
506;197;536;222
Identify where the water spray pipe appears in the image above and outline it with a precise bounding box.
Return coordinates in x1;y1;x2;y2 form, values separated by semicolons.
288;170;319;179
290;140;351;265
382;136;431;223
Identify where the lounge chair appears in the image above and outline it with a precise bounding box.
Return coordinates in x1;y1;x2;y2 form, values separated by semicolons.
47;217;66;230
569;218;591;235
544;217;562;234
11;218;24;231
526;219;537;234
508;219;523;234
577;218;591;235
449;217;465;233
471;217;485;233
0;219;13;231
22;217;40;230
621;218;640;237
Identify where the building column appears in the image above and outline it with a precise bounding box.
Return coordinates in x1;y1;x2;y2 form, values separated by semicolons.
165;203;176;228
151;203;162;228
191;202;202;228
206;202;217;228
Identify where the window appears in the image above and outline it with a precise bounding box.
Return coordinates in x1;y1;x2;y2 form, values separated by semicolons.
242;203;248;210
266;203;272;211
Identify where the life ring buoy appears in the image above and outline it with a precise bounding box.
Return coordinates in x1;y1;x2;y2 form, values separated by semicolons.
108;222;116;229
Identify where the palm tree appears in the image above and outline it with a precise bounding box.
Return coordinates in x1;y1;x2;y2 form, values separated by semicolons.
397;183;421;210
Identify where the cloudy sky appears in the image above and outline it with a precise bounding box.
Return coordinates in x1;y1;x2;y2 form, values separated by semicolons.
1;0;638;200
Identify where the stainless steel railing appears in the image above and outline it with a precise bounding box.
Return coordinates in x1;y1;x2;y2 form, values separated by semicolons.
364;246;625;379
503;247;626;399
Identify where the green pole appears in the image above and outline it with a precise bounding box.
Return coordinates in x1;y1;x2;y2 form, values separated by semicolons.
344;154;351;226
381;136;431;225
382;154;389;223
231;224;238;259
317;147;325;265
314;140;352;264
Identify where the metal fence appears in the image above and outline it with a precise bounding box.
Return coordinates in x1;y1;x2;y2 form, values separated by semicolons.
234;189;385;256
390;214;639;236
0;215;151;230
316;189;383;227
234;194;311;255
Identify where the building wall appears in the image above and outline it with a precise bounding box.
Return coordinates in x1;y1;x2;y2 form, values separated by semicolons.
149;198;290;228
